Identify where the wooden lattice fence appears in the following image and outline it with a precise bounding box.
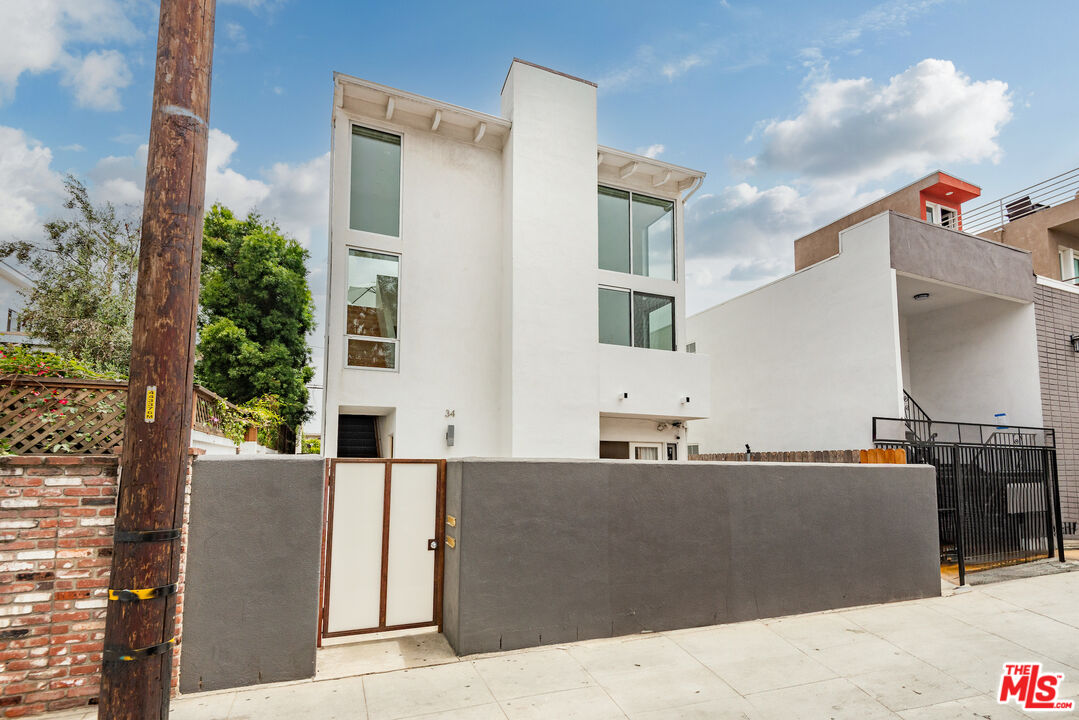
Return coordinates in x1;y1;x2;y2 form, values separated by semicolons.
1;376;127;454
1;376;235;454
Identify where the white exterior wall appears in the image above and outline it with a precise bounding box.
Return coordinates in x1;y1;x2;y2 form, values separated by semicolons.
323;63;709;459
0;262;30;341
500;63;599;458
687;214;904;453
905;297;1044;427
323;103;506;459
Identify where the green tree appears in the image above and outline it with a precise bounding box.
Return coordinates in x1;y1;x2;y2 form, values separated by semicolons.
196;205;315;430
0;176;139;373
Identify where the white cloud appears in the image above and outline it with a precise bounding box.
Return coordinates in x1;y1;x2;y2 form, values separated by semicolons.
223;21;249;51
687;58;1014;313
90;128;328;249
637;144;665;159
226;22;246;42
753;59;1012;183
219;0;286;9
661;55;704;81
89;144;148;207
0;0;138;108
205;129;272;213
261;153;331;248
63;49;133;111
59;144;85;152
687;180;877;261
827;0;947;46
599;45;715;92
0;127;65;241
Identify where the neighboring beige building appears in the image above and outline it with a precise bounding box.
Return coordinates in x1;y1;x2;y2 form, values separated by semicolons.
794;171;981;270
977;197;1079;282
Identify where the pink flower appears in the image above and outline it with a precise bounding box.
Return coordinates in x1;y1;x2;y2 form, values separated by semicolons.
59;399;68;406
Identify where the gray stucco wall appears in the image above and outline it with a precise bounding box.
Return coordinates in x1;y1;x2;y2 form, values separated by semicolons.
889;212;1034;302
179;455;324;693
443;459;939;656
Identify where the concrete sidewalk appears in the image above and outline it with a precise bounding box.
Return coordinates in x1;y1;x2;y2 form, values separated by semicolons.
47;572;1079;719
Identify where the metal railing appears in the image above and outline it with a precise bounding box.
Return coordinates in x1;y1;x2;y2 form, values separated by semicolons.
875;416;1055;449
876;399;1064;584
940;166;1079;236
878;438;1064;585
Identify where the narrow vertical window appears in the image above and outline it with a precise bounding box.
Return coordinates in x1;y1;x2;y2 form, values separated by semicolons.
598;288;631;346
350;127;401;237
631;194;674;280
598;187;630;273
346;249;399;369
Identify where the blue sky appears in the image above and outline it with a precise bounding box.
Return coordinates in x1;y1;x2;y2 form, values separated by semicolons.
2;0;1079;391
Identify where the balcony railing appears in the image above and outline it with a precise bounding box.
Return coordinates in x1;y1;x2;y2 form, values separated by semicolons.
942;166;1079;236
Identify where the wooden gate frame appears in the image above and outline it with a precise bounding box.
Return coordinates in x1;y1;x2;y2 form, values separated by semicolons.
318;458;447;642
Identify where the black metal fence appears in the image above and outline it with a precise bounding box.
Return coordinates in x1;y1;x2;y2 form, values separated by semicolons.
874;416;1066;585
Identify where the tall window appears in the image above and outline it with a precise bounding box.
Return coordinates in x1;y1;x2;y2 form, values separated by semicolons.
598;186;674;280
350;127;401;237
346;249;399;369
598;288;674;351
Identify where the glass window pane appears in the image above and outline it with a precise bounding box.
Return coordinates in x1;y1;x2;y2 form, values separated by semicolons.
350;126;401;236
634;446;659;460
633;293;674;351
347;249;398;350
598;187;630;273
632;194;674;280
598;288;630;346
348;339;396;369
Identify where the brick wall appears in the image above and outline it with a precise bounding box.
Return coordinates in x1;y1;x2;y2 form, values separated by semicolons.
1034;283;1079;538
0;454;195;718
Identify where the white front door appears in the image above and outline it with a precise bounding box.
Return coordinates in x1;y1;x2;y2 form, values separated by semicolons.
322;459;445;638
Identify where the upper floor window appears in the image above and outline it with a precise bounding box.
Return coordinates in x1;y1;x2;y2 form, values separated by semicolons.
599;287;675;351
925;201;956;229
598;186;674;280
346;249;399;369
350;126;401;237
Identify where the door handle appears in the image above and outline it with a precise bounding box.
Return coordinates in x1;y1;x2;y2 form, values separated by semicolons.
428;538;438;551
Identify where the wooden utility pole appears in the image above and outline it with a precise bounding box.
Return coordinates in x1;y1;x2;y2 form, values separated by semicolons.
99;1;215;718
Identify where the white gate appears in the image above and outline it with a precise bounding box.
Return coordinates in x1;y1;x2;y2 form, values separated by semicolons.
320;459;445;639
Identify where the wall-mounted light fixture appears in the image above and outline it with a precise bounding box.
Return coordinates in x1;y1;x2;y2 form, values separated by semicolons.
913;292;931;301
446;424;455;447
1070;334;1079;353
681;396;691;404
621;392;629;399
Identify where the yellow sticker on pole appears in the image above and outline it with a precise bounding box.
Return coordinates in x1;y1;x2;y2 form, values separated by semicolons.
144;385;157;423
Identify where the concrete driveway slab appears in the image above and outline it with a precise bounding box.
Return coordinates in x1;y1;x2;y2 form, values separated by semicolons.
592;665;742;715
228;678;367;720
846;659;979;712
500;686;626;719
745;677;899;719
362;663;496;720
472;648;595;701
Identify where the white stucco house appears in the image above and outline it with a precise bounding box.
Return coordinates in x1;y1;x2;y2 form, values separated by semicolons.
321;59;711;460
0;261;33;344
686;185;1044;455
